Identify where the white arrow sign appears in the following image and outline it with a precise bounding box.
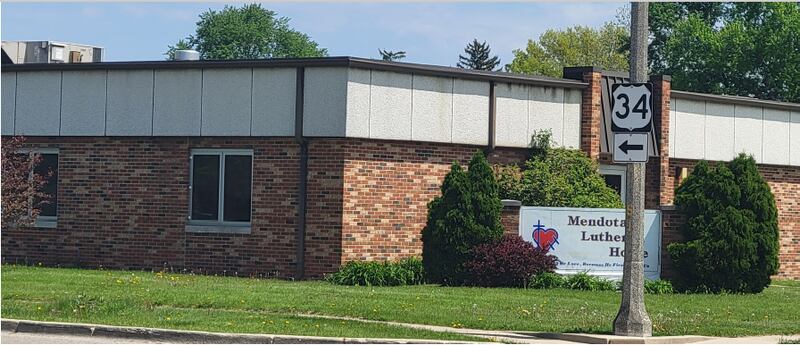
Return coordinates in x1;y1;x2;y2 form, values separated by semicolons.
611;83;653;132
613;133;649;163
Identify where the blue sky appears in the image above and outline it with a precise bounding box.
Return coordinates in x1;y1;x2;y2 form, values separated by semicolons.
2;2;623;67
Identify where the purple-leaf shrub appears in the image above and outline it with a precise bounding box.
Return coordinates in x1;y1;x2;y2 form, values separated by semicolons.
465;234;558;287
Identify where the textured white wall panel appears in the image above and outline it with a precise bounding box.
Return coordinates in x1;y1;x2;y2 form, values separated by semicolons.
529;86;564;146
1;72;16;135
669;98;676;157
495;83;529;147
201;68;252;136
452;79;489;145
345;68;371;138
412;75;453;143
304;67;347;137
251;68;295;137
106;70;154;136
791;112;800;166
153;69;202;136
60;70;107;136
674;98;705;159
762;108;790;165
562;89;582;149
703;102;735;161
734;105;763;162
15;71;61;136
369;71;412;140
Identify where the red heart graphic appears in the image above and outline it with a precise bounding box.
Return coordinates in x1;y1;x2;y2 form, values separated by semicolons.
533;228;559;252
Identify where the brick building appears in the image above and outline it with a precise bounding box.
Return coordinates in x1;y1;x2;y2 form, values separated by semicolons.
2;58;798;279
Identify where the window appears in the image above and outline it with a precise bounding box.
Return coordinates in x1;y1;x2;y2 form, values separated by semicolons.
188;149;252;233
599;164;626;204
18;149;58;227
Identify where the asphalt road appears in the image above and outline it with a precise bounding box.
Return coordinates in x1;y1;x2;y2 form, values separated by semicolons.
1;331;162;344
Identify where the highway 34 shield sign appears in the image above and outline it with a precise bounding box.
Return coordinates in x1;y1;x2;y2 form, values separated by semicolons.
611;83;653;133
611;83;652;163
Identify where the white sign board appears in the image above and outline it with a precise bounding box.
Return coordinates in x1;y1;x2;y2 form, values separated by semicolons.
611;83;653;132
613;133;649;163
519;206;661;280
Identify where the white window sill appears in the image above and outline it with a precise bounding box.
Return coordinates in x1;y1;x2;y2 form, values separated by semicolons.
185;224;251;234
34;219;57;228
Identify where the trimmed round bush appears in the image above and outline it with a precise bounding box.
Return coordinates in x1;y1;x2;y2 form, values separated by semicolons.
667;154;779;293
464;234;557;287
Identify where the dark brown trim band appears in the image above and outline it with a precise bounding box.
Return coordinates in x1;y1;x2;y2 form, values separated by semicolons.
487;81;496;152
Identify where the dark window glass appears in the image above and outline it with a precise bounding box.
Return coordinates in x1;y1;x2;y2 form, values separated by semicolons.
223;155;252;222
603;174;623;196
191;155;220;220
34;153;58;217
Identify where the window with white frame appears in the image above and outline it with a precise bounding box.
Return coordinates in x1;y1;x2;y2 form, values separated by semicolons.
188;149;253;227
599;164;626;204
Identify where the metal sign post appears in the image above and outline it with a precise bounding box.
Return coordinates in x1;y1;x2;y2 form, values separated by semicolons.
613;2;653;337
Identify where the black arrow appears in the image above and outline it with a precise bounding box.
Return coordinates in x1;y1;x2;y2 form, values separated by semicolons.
618;140;643;154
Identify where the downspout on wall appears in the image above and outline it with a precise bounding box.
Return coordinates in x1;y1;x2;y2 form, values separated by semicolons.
295;67;308;280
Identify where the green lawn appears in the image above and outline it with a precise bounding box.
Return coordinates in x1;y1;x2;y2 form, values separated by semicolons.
2;265;799;338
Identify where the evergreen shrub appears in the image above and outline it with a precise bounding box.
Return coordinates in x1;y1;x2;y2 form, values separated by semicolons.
667;154;780;293
421;151;505;285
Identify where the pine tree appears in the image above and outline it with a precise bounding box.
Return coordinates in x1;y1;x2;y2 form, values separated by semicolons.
422;162;476;285
378;49;406;62
457;39;500;71
667;154;780;293
421;151;504;285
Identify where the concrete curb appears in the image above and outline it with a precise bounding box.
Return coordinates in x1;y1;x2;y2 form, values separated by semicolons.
520;332;714;344
0;319;482;344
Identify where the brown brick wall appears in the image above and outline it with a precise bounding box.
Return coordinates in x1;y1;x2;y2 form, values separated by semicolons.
2;137;302;278
580;72;603;161
338;139;528;264
667;158;800;279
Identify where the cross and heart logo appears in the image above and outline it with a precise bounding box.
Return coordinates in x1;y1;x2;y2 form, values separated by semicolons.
532;220;559;252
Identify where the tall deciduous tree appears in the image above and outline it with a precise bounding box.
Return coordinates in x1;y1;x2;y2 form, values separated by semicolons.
378;49;406;62
457;39;500;71
506;23;629;77
165;4;327;60
650;2;800;102
1;137;52;229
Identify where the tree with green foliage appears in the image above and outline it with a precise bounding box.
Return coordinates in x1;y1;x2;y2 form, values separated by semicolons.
165;4;327;60
667;154;779;293
495;131;623;208
378;49;406;62
457;39;500;71
649;2;800;102
506;23;629;77
421;151;504;285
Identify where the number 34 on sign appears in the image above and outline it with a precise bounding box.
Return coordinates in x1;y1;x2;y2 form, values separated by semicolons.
611;83;653;163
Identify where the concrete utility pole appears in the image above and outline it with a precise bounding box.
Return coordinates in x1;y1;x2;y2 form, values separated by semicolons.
613;2;653;337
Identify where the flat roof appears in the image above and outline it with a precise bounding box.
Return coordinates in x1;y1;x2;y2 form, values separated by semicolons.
671;90;800;112
0;56;589;89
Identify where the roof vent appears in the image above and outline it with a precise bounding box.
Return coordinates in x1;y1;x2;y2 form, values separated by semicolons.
175;50;200;61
